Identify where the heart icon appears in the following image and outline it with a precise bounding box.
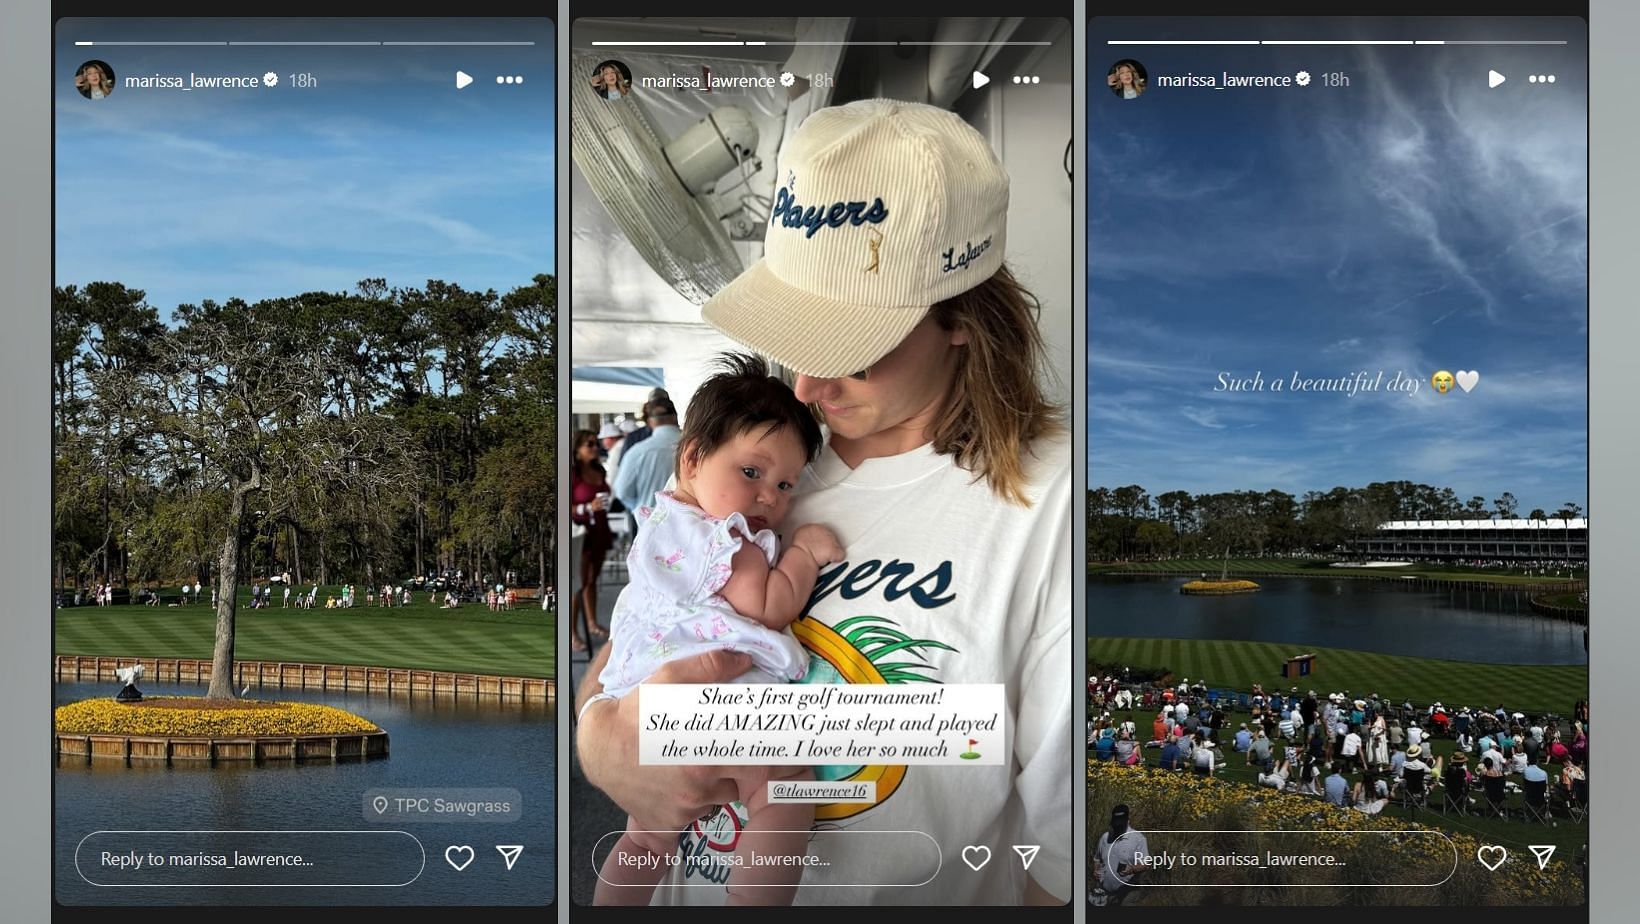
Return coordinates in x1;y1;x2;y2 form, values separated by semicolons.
1476;845;1507;872
445;844;475;872
1456;370;1479;393
961;845;991;871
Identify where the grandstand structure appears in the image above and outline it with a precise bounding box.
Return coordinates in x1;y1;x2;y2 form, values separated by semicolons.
1354;518;1588;563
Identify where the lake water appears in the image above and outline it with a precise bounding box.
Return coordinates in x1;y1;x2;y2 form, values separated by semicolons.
54;682;554;906
1086;575;1587;665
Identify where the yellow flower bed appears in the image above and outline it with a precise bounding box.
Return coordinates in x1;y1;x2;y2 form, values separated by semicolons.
1088;760;1583;904
1180;579;1261;595
55;697;379;737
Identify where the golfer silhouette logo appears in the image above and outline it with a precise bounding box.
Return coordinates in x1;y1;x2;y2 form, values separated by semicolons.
865;228;883;274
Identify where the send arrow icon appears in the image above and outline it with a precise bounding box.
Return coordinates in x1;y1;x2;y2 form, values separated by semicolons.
1528;845;1555;869
1012;844;1040;870
496;845;524;870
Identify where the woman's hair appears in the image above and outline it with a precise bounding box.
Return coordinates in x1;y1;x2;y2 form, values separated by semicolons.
571;429;601;478
678;353;823;475
595;61;631;96
78;61;114;96
926;263;1064;507
1111;62;1144;96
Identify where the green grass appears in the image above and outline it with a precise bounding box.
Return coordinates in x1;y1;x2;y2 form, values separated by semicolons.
1089;707;1590;861
56;590;554;678
1088;637;1586;715
1089;557;1585;586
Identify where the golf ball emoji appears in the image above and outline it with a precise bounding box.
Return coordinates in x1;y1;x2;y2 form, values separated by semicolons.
1431;370;1455;394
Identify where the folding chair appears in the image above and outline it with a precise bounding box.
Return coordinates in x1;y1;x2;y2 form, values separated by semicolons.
1400;767;1429;814
1522;777;1555;826
1561;776;1589;823
1482;774;1509;818
1439;771;1470;816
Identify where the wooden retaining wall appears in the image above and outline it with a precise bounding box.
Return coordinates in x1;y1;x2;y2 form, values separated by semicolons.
54;730;390;764
53;656;554;702
1528;597;1590;624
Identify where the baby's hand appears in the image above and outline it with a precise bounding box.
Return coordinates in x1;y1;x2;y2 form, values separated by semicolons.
791;524;844;567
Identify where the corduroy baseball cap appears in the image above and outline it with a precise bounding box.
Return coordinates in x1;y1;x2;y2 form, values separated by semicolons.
702;99;1008;378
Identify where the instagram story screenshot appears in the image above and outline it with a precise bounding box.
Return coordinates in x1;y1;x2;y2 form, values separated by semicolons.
567;4;1075;912
1087;4;1588;911
50;7;556;916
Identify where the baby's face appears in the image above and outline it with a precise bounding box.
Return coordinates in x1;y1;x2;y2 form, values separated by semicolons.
682;425;808;534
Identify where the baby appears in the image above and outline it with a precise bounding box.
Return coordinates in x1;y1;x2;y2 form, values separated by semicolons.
593;353;844;906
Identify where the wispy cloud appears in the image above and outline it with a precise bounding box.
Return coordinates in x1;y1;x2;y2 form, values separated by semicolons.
1086;19;1586;511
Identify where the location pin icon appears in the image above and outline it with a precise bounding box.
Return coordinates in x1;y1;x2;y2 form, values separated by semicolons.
373;796;389;814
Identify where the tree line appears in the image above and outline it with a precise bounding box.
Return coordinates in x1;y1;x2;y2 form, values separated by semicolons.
54;276;557;597
1087;481;1586;561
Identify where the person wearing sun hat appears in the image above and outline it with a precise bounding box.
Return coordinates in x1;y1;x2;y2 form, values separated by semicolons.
1404;743;1430;774
578;98;1071;907
595;421;626;493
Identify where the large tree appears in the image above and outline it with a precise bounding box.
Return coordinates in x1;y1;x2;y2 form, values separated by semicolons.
130;301;414;698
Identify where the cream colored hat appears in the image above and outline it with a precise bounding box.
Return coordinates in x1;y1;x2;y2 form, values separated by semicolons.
702;98;1009;378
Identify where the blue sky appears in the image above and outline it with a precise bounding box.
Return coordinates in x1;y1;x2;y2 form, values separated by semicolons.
55;17;555;317
1088;17;1588;514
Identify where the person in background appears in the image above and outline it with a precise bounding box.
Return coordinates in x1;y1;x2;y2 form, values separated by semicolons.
570;429;615;652
622;388;669;453
612;398;682;533
1192;738;1218;777
597;422;626;500
1324;761;1350;807
1091;805;1149;906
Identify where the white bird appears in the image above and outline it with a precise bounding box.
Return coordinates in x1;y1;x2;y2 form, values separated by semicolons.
240;684;251;697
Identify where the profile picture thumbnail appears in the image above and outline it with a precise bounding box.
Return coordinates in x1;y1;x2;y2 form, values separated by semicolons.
591;59;632;100
1108;59;1146;99
74;60;116;100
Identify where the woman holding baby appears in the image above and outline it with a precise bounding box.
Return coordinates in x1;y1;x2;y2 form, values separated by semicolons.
577;98;1072;907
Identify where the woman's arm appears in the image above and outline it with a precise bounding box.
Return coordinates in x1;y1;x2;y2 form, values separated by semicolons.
569;477;592;524
576;644;774;830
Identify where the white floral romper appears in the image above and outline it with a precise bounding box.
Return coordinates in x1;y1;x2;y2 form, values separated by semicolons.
597;491;810;699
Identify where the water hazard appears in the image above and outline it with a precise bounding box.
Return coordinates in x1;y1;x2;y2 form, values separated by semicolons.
1086;575;1586;665
54;681;554;906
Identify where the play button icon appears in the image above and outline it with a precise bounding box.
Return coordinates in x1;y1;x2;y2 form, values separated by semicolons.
1488;69;1506;88
456;70;473;90
972;70;990;90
